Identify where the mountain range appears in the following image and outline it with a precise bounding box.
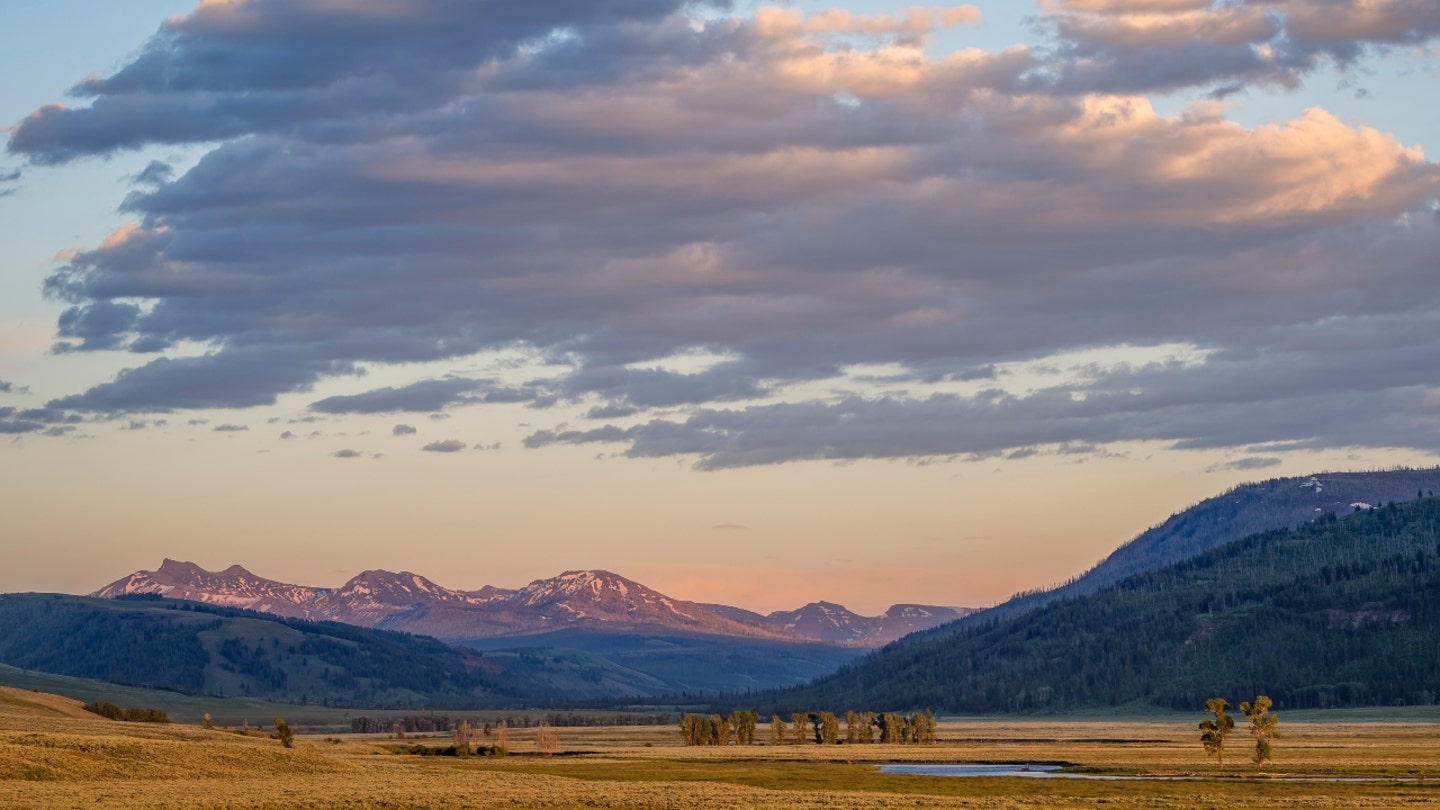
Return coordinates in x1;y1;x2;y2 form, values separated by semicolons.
93;562;971;648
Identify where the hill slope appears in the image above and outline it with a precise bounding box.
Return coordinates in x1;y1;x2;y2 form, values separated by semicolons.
916;468;1440;638
770;497;1440;714
0;595;516;708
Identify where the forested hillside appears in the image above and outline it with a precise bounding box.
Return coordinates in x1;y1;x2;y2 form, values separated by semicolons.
913;468;1440;637
766;497;1440;714
0;595;513;708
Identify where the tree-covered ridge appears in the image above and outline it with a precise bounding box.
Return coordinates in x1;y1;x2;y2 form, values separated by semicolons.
0;594;514;708
915;469;1440;637
772;497;1440;714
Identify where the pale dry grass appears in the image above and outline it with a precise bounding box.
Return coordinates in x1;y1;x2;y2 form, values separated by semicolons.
5;700;1440;809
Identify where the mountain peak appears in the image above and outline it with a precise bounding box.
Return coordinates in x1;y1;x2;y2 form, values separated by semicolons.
156;558;205;577
93;559;329;613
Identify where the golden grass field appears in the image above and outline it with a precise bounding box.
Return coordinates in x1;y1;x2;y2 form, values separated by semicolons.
4;686;1440;809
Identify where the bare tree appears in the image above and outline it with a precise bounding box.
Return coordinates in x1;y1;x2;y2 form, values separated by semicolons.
536;721;560;753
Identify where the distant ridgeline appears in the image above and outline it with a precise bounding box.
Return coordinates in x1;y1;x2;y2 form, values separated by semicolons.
764;496;1440;714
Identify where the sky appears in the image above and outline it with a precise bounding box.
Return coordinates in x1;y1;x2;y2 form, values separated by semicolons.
2;0;1439;615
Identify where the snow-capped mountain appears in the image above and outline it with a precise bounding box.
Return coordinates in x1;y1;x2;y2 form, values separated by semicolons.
92;558;328;615
92;560;971;647
92;562;794;642
758;601;974;646
867;604;975;645
765;601;875;644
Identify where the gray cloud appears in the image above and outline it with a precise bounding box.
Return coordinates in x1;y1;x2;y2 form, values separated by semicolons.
8;0;1440;466
311;379;487;414
8;0;703;164
392;424;417;436
332;448;363;458
0;381;11;393
133;160;174;187
0;167;19;197
49;348;357;413
1209;456;1284;473
422;439;467;453
1041;0;1440;96
212;423;248;432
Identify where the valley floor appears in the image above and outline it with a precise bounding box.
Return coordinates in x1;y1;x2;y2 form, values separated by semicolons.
4;690;1440;809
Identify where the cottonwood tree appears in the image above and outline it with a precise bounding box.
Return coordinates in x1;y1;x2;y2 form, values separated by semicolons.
1199;698;1235;768
877;713;905;744
914;711;938;744
729;711;758;745
815;711;839;745
790;712;808;744
1239;696;1278;768
845;711;862;743
710;714;730;746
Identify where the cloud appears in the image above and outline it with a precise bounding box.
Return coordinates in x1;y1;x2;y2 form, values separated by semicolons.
421;439;467;453
310;378;553;414
1208;456;1283;473
280;430;295;439
0;167;19;197
0;381;11;393
212;423;248;432
1040;0;1440;95
392;424;417;436
311;378;488;414
133;160;174;187
332;448;363;458
7;0;1440;467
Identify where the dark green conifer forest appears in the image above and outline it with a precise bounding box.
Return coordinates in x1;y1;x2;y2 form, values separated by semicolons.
769;498;1440;713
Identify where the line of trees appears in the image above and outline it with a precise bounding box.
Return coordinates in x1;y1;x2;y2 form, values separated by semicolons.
682;710;936;746
678;711;758;746
349;712;669;735
81;701;171;723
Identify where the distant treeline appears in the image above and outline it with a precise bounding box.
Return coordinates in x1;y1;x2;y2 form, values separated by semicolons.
349;712;671;734
81;701;171;723
679;710;936;745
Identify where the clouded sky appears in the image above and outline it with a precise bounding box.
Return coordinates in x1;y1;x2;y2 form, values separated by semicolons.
2;0;1438;614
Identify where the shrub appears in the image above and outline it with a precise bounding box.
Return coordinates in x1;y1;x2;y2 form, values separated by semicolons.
82;701;125;720
122;707;171;724
273;717;294;748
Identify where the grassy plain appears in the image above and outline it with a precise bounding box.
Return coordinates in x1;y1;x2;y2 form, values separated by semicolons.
3;686;1440;809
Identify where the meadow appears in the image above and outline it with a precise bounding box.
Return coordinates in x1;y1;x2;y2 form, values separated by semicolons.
3;685;1440;809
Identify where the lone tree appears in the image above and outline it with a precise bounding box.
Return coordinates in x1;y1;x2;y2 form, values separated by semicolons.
273;717;294;749
770;715;787;746
1239;696;1279;768
1199;698;1235;768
